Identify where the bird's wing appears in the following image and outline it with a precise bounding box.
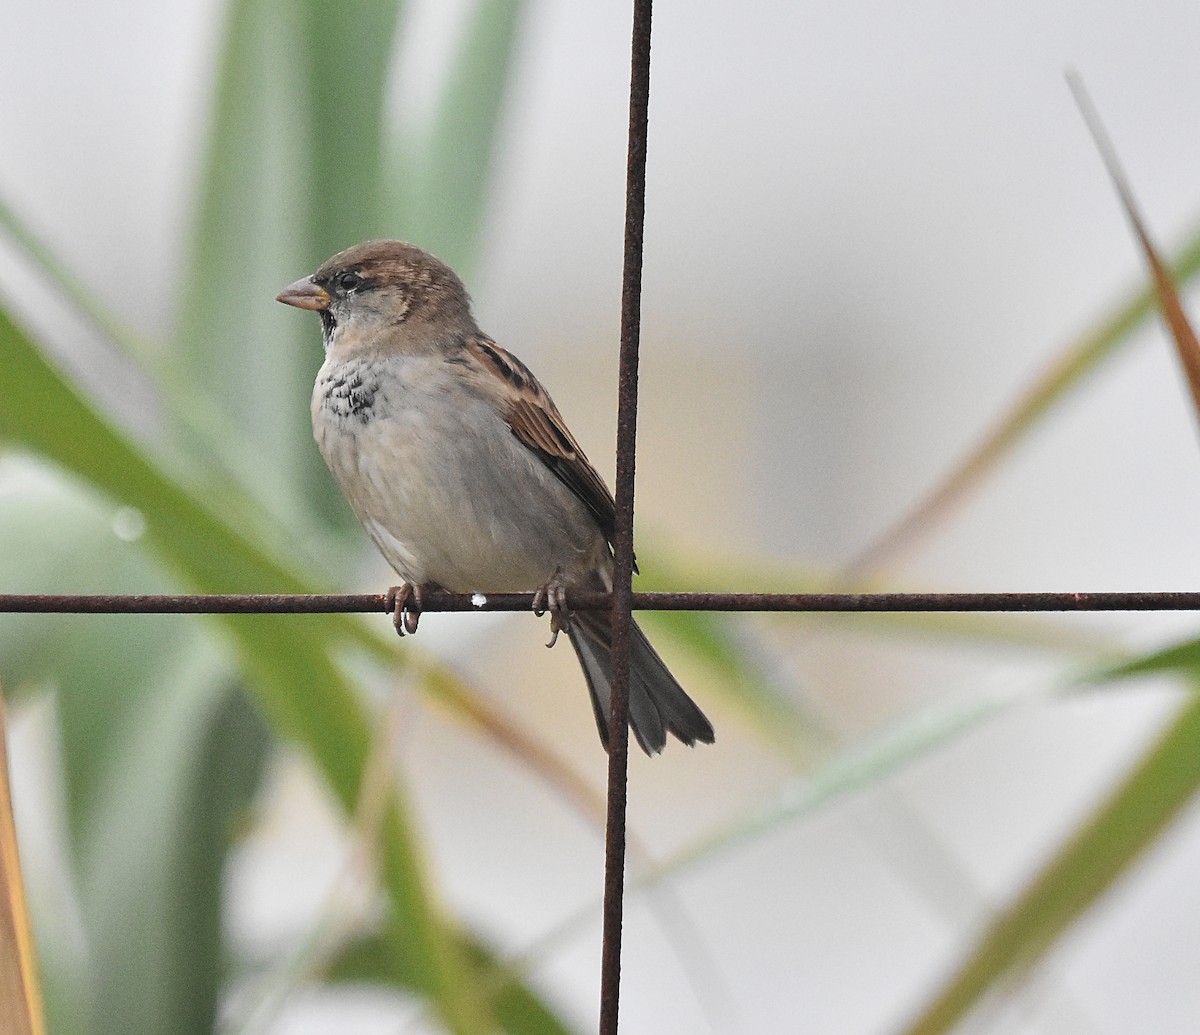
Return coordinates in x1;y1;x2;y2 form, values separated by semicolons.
459;336;623;551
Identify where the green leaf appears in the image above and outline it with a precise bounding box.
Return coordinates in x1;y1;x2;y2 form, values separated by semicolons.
653;688;1016;883
1094;633;1200;681
0;196;154;367
843;223;1200;580
645;545;1116;655
0;194;339;542
296;0;406;255
644;607;827;760
0;302;554;1033
635;546;1115;764
0;461;271;1035
174;0;346;527
3;1;564;1028
0;463;192;831
330;932;575;1035
78;656;268;1035
395;0;526;273
899;687;1200;1035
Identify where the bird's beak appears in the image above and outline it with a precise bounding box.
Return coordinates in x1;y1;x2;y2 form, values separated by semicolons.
276;277;331;311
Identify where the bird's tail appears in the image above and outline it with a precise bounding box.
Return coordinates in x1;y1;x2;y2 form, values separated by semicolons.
567;609;715;754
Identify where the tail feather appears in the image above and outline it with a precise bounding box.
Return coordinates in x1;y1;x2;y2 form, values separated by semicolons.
566;610;715;755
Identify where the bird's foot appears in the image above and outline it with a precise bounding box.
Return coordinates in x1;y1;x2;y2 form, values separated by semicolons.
385;582;427;636
532;575;571;648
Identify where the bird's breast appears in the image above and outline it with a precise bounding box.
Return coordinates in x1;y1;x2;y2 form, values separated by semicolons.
315;357;382;425
310;352;609;591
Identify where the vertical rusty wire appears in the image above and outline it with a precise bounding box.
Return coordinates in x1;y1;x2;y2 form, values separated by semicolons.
599;0;653;1031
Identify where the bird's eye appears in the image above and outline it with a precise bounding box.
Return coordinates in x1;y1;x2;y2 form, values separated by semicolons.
337;271;363;291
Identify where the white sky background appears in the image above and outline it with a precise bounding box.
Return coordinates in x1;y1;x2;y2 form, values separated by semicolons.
3;1;1200;1033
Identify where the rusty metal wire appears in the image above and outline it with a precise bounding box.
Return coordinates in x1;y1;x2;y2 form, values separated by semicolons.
603;0;653;1028
5;590;1200;615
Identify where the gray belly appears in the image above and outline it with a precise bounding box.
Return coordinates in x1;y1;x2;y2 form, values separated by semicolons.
312;356;608;590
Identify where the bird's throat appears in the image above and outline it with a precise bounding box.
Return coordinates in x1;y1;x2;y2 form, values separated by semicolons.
320;309;337;348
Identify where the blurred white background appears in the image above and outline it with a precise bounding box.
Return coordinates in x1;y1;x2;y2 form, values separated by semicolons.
3;1;1200;1032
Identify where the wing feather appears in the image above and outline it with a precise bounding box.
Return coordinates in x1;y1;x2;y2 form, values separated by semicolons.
459;337;624;553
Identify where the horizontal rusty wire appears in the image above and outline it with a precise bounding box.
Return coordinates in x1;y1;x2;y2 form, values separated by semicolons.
5;590;1200;614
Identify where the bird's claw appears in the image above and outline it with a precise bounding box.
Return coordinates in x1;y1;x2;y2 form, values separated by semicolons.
386;582;424;636
532;578;571;648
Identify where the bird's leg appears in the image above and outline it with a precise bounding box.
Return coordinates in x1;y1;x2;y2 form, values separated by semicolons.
385;582;426;636
532;571;571;648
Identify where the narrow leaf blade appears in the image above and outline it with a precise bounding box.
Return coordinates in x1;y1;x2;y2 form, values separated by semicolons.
900;688;1200;1035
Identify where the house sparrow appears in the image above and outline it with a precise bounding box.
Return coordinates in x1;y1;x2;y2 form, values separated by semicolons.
277;240;714;754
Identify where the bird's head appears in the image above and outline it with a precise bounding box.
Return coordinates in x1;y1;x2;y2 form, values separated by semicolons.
276;240;476;353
